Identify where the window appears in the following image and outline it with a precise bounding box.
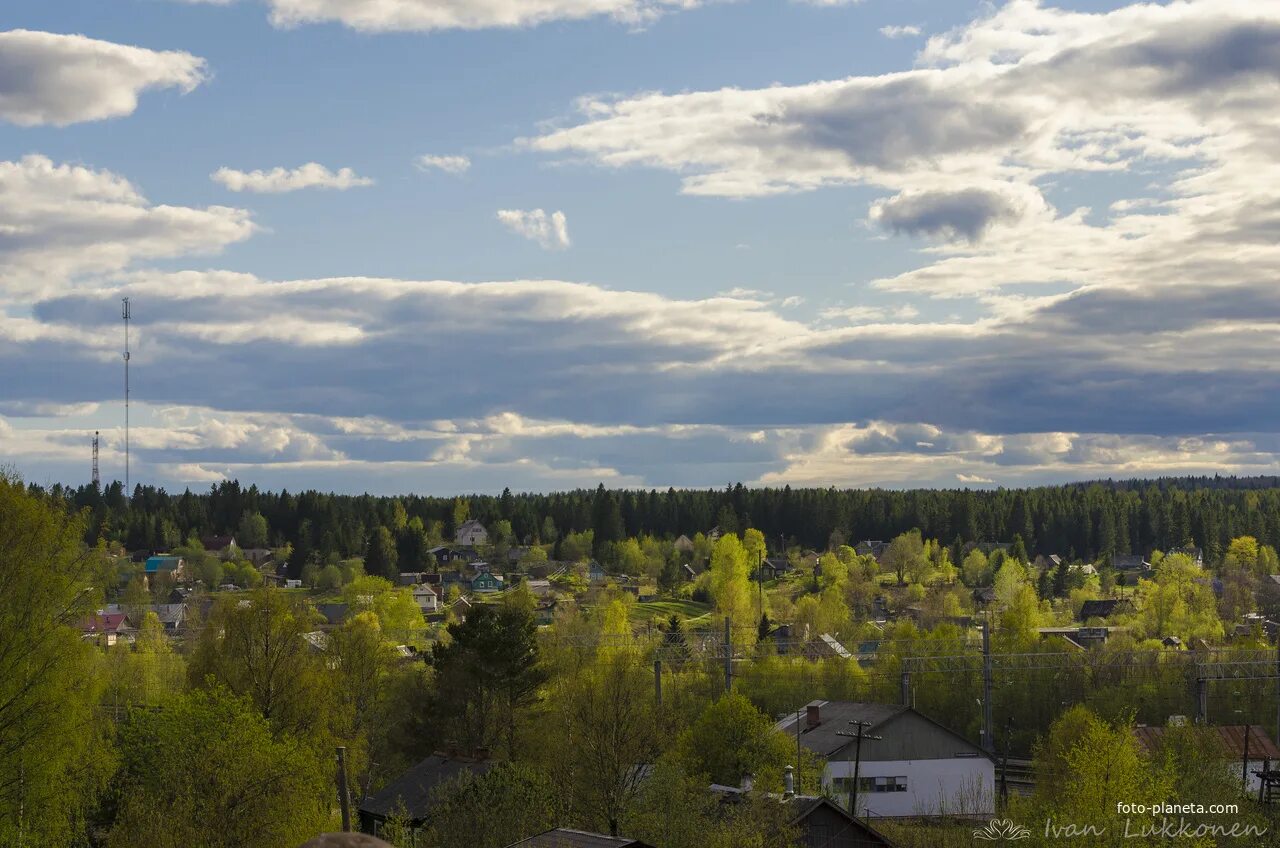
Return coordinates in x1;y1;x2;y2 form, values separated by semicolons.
856;776;908;792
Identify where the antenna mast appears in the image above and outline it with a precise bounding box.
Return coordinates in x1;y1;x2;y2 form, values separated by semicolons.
122;297;131;494
92;431;100;487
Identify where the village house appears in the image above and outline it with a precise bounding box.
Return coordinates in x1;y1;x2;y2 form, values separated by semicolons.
412;583;439;613
534;598;558;626
81;612;136;647
200;535;238;556
316;603;349;628
709;769;900;847
144;555;185;580
1038;626;1114;649
428;545;478;565
1079;598;1134;622
471;571;504;593
760;557;792;580
1134;723;1280;794
804;633;853;661
454;519;489;547
146;603;187;631
777;701;994;818
240;547;274;567
854;541;889;562
1109;554;1152;580
359;754;494;839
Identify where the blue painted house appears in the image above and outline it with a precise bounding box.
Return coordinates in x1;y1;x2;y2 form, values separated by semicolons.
471;572;505;594
588;561;606;583
144;556;185;578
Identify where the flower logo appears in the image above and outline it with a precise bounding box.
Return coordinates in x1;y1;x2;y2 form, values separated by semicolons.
972;819;1032;841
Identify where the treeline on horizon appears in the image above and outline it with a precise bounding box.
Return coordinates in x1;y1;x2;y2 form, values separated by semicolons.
35;474;1280;571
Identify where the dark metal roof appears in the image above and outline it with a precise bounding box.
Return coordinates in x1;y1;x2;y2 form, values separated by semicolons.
1079;599;1132;619
775;701;908;757
358;755;495;821
316;603;349;625
1134;725;1280;760
506;829;655;848
786;796;899;847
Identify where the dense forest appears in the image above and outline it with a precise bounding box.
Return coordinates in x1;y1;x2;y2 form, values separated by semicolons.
45;476;1280;570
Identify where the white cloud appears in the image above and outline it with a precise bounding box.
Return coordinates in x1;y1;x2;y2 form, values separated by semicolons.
0;155;254;298
0;30;207;126
956;473;995;484
256;0;702;32
415;154;471;174
879;24;921;39
496;208;571;250
523;0;1280;307
819;304;918;323
211;163;374;193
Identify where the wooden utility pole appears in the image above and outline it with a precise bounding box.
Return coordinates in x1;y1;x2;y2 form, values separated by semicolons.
336;746;352;832
724;616;733;692
654;658;663;708
836;720;883;817
982;617;993;753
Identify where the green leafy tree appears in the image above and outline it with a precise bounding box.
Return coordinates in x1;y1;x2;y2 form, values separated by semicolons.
710;533;754;640
615;537;647;575
107;687;329;848
236;510;269;548
0;476;109;846
327;611;397;743
104;611;185;710
962;548;990;586
420;763;562;848
188;589;337;740
343;575;425;645
560;529;595;563
883;530;925;586
548;651;660;836
625;756;800;848
316;563;343;591
676;693;821;792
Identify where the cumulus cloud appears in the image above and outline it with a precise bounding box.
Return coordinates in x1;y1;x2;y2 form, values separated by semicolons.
211;163;374;193
0;30;207;126
496;208;570;249
415;154;471;174
524;0;1280;313
868;187;1027;242
0;155;255;297
880;25;921;39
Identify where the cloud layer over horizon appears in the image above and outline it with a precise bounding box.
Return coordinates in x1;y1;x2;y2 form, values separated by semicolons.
5;2;1280;494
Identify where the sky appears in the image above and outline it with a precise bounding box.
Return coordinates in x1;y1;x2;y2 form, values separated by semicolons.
3;0;1280;495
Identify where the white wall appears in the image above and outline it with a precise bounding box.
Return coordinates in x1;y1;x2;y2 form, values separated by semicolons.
1232;759;1269;795
824;758;994;818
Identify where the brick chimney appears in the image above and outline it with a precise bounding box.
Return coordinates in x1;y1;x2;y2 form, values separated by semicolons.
806;703;821;728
